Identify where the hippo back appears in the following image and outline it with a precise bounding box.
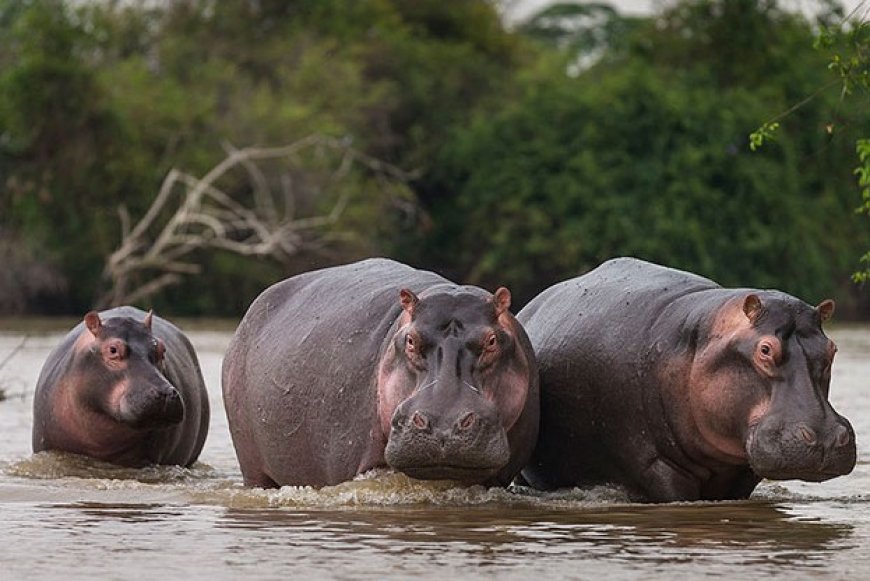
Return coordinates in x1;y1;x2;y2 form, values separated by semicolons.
519;257;721;383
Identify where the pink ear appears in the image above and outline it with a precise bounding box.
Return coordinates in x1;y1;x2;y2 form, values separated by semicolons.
816;299;835;323
84;311;102;337
492;287;512;317
742;294;763;325
143;309;153;331
399;289;419;316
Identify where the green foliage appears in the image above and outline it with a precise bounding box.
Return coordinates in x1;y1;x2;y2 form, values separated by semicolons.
0;0;519;315
416;0;869;310
823;17;870;96
1;0;867;316
855;138;870;282
755;2;869;284
0;0;132;309
749;122;780;151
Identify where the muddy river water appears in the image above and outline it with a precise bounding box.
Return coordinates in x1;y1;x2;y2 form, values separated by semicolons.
0;321;868;579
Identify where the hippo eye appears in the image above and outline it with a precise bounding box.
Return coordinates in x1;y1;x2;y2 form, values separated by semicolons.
104;341;126;361
485;333;498;351
405;334;415;352
756;339;779;365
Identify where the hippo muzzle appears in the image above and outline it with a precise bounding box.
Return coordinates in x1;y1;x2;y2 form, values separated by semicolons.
117;372;185;429
384;386;511;482
746;414;856;481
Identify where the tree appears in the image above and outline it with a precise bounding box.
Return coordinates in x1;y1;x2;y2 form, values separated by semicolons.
418;0;869;312
750;1;869;284
0;0;523;314
0;0;133;310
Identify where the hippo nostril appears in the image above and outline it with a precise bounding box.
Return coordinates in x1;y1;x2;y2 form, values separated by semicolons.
834;425;852;449
163;390;183;420
457;412;476;432
798;425;817;446
411;411;429;431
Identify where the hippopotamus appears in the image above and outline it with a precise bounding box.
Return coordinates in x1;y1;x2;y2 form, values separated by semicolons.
32;307;210;467
222;258;538;488
518;257;855;502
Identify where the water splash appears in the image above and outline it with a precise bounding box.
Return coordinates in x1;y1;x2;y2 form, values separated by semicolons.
4;451;219;483
187;469;636;510
1;454;636;509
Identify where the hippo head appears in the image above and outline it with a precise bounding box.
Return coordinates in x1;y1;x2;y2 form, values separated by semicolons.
74;311;184;429
379;286;534;484
689;293;855;482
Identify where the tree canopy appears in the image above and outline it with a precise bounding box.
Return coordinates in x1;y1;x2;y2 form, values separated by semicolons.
0;0;867;316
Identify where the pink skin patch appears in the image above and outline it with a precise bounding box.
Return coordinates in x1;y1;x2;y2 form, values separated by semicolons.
744;399;772;452
72;327;98;354
708;295;754;339
51;375;136;458
685;296;767;464
487;312;531;432
107;378;132;420
376;337;415;439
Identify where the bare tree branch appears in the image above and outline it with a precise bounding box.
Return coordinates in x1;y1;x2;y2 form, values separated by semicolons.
123;273;185;306
99;134;414;307
0;335;27;373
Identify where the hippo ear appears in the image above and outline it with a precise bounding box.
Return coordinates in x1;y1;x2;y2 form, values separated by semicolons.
742;294;763;325
143;309;153;331
84;311;102;337
816;299;835;323
492;287;512;317
399;289;419;316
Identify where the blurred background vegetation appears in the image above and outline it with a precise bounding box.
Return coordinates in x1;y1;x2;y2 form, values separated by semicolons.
0;0;867;318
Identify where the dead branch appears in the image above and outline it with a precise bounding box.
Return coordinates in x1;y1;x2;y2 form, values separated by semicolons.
99;134;414;307
0;335;28;373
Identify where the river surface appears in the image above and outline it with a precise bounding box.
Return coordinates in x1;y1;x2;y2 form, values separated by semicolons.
0;320;868;580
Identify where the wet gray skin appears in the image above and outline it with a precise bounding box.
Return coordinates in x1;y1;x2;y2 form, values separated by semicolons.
518;257;854;502
222;258;538;488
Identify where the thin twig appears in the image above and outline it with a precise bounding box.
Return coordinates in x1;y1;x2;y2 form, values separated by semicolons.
0;335;28;372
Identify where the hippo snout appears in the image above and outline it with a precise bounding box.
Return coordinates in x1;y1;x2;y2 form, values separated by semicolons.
398;410;480;436
120;384;185;429
385;404;510;483
747;416;856;481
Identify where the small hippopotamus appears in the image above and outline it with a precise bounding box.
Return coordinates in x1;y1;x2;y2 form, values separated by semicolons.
518;257;856;502
222;258;539;488
32;307;210;467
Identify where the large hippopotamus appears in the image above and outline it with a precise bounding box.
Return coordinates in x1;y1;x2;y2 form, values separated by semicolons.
33;307;210;467
518;258;855;502
222;258;538;488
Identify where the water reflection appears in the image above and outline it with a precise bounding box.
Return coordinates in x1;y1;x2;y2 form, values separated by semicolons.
216;500;853;572
55;502;186;524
